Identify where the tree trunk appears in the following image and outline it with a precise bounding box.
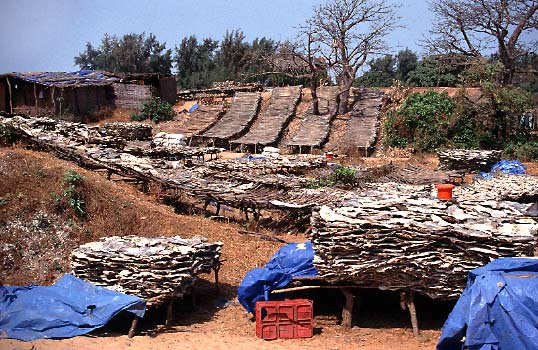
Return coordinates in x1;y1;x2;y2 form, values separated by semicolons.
310;76;320;115
338;82;352;115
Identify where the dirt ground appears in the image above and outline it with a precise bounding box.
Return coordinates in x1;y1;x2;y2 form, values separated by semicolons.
0;146;446;350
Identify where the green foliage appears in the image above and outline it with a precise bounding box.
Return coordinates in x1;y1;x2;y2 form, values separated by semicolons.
459;60;503;87
131;97;175;123
174;30;279;89
52;170;86;218
354;49;418;87
330;166;357;188
74;33;172;74
384;91;455;151
406;56;466;87
63;170;85;187
504;140;538;161
0;124;19;145
304;166;358;189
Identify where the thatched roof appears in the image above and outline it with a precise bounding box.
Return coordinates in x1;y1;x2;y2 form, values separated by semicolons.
0;70;120;87
0;70;175;88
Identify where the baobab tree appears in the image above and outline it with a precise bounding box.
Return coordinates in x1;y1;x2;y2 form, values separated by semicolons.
426;0;538;85
307;0;400;113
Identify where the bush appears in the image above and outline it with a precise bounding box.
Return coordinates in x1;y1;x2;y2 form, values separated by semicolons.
53;170;86;218
384;91;454;151
131;97;175;123
504;140;538;161
0;124;19;145
330;166;357;188
304;166;358;189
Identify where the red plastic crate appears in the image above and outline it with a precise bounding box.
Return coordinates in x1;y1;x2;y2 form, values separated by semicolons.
255;299;313;340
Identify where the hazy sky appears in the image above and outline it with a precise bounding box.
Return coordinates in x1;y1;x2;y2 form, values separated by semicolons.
0;0;433;72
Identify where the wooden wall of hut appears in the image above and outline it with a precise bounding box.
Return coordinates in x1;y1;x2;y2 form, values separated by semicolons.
112;83;153;110
158;76;177;104
1;78;115;118
0;81;6;112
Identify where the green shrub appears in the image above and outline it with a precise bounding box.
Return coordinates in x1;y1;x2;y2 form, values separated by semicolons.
504;140;538;161
330;166;357;188
303;166;359;189
59;170;86;218
0;124;19;145
384;91;454;151
131;97;175;123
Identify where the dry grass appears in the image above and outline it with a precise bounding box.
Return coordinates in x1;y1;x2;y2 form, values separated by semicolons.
0;146;292;288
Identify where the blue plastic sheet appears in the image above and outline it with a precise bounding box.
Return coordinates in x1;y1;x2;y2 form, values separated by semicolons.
238;241;318;313
188;103;199;113
478;159;526;179
437;258;538;350
235;154;266;161
0;274;146;341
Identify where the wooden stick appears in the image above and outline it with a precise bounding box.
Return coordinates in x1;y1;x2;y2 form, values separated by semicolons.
6;78;13;114
165;300;173;328
341;288;354;328
128;316;139;338
271;285;361;294
33;83;38;112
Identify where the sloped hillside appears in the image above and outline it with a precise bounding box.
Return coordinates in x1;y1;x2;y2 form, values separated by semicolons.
0;147;287;287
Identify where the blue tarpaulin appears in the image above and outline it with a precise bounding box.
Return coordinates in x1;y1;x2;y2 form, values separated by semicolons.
478;159;526;179
0;274;146;341
188;103;199;113
238;241;318;313
437;258;538;350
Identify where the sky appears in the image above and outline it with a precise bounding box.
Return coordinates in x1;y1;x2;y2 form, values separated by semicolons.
0;0;434;72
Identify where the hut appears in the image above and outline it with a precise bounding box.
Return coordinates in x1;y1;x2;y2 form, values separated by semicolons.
0;71;177;119
0;71;118;117
112;73;177;110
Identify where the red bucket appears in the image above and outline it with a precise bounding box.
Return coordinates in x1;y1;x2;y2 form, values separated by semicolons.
435;184;455;200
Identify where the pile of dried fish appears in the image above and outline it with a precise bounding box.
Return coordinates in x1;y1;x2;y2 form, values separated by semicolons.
207;156;326;175
455;174;538;202
71;235;222;301
102;122;152;141
438;149;502;171
312;185;538;299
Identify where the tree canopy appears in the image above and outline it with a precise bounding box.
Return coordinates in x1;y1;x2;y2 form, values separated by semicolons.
426;0;538;85
74;33;172;74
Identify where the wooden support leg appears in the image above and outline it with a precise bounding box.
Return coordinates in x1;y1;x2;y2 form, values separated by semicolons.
213;261;221;296
165;300;173;329
400;291;419;338
215;202;221;215
341;288;354;328
128;316;139;338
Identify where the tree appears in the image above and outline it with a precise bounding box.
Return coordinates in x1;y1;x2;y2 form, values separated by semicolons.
174;36;219;88
354;49;418;87
426;0;538;85
308;0;400;113
290;24;329;115
218;29;249;78
75;33;172;74
354;54;396;87
395;48;418;81
406;55;468;87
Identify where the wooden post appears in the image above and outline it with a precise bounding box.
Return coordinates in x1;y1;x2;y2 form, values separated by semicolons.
213;260;222;296
400;291;419;338
6;78;13;114
33;83;38;112
341;288;354;328
128;316;139;338
51;87;56;115
165;300;173;328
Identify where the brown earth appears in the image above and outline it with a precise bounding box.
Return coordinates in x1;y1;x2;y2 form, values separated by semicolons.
0;145;443;349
